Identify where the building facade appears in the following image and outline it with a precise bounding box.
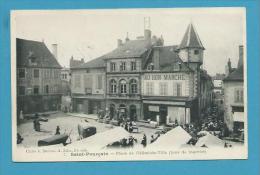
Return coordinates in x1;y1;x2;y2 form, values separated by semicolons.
70;23;213;125
223;46;244;132
16;38;62;114
71;57;106;114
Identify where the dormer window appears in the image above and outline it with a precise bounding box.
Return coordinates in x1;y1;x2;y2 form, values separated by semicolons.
110;62;116;72
194;50;199;55
147;63;154;71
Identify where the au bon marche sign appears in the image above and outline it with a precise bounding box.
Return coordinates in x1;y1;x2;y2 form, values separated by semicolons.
143;73;185;81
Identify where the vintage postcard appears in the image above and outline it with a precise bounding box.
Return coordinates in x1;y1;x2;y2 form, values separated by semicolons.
11;8;247;162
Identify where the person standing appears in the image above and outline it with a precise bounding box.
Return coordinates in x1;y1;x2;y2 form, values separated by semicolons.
19;110;24;121
55;126;60;135
141;134;147;147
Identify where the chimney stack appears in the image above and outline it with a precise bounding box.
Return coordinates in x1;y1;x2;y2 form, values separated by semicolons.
52;44;58;59
144;29;151;40
117;39;123;47
238;45;244;68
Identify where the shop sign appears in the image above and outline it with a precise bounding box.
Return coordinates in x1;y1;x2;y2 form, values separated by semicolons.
143;73;185;81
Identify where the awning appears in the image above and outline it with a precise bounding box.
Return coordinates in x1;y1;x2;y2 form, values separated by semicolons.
233;112;244;122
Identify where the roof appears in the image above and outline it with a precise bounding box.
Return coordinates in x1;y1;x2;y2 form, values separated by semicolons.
224;65;243;81
68;127;129;149
142;45;192;72
200;69;212;80
195;133;224;148
158;46;191;71
103;39;151;59
149;126;192;148
178;23;204;50
70;57;85;68
16;38;62;68
72;55;105;69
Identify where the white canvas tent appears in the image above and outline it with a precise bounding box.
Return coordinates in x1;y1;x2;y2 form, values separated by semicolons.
149;126;192;148
195;133;224;148
68;127;129;149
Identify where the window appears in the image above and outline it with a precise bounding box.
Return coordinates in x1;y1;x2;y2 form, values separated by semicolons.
194;50;199;55
45;85;49;94
96;75;103;89
131;62;137;71
18;69;25;78
130;79;138;94
234;89;243;103
146;82;154;95
110;79;117;94
147;63;154;71
18;86;25;95
74;74;81;88
176;83;182;96
159;82;168;96
33;85;39;95
34;69;39;78
173;83;182;96
120;62;126;71
120;79;127;94
110;63;116;72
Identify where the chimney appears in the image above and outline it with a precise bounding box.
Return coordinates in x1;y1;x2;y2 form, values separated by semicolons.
52;44;58;59
238;45;244;68
144;29;151;40
117;39;123;47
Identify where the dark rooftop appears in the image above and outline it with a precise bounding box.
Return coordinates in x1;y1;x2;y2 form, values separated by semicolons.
72;55;105;69
16;38;61;68
178;23;204;50
103;39;151;59
224;66;243;81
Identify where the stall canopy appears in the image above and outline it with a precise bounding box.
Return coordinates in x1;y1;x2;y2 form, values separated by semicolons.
149;126;192;148
68;127;129;149
233;112;244;122
195;134;224;148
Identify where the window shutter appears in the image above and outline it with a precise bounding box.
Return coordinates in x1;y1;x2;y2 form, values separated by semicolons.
173;82;177;96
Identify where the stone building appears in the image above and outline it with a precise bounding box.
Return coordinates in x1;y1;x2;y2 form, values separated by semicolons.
16;38;62;114
223;45;244;132
142;23;213;125
70;23;213;125
71;56;106;114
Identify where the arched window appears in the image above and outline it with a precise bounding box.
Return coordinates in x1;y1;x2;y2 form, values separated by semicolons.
110;79;117;93
120;79;127;94
130;79;137;94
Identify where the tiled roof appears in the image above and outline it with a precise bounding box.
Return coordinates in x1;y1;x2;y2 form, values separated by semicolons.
72;55;105;69
178;23;204;50
16;38;61;68
103;39;151;59
143;45;192;72
224;66;243;81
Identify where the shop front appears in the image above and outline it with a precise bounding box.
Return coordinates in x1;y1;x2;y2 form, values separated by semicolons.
142;99;196;125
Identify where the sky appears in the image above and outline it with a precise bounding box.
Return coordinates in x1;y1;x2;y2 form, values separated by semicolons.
12;8;246;75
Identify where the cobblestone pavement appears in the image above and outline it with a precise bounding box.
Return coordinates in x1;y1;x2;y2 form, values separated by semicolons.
17;112;158;148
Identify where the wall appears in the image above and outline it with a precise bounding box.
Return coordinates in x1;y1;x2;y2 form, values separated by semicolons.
17;67;62;95
106;58;141;72
223;81;244;130
71;68;105;96
141;72;193;97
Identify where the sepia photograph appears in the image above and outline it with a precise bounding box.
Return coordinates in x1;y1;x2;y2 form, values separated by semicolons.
11;8;247;161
